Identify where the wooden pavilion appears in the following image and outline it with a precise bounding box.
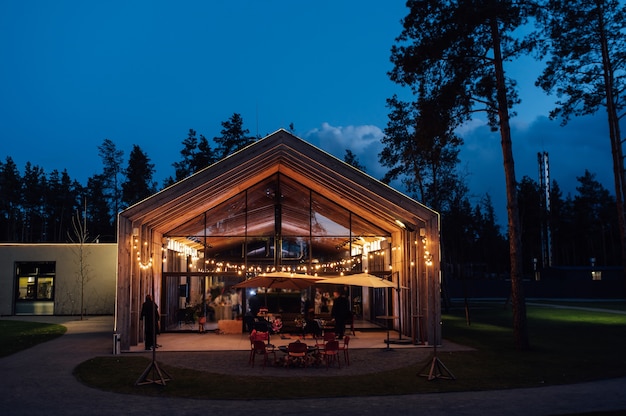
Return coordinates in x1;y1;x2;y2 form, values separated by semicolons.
115;129;440;351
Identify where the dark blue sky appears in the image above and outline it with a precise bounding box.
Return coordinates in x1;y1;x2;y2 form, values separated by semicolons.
0;1;616;225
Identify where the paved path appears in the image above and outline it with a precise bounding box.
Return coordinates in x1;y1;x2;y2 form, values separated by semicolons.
1;315;626;416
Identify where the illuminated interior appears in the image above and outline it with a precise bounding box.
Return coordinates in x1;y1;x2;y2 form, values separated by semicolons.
164;173;392;276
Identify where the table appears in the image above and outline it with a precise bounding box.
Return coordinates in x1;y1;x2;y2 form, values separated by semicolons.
278;345;318;354
376;315;398;351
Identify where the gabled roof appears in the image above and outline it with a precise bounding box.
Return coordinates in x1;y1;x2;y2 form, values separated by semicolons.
119;129;438;242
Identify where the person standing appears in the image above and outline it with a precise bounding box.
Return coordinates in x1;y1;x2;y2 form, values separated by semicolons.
140;294;159;350
331;291;350;339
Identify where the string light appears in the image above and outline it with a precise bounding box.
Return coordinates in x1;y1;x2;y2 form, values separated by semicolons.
422;236;433;266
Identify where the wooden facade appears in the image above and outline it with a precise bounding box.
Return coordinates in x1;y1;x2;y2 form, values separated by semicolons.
115;129;440;350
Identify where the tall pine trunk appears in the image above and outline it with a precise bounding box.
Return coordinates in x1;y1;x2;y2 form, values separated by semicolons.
491;18;530;351
599;14;626;297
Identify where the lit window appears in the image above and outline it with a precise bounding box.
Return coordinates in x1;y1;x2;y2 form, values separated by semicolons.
15;262;55;301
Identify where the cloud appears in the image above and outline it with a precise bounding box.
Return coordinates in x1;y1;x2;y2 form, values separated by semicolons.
306;113;617;228
459;112;616;224
304;123;386;178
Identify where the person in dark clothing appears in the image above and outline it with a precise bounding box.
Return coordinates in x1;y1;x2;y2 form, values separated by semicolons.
140;294;160;350
244;294;262;333
331;291;350;338
303;298;321;337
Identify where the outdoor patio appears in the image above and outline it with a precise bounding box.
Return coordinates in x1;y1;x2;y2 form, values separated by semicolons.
128;326;419;353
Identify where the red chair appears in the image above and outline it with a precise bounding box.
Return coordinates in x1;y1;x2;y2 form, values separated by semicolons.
322;339;341;368
250;329;270;343
287;341;308;367
248;329;274;364
339;335;350;366
315;332;335;350
250;340;275;368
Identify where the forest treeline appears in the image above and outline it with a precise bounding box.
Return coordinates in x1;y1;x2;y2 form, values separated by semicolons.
0;113;619;279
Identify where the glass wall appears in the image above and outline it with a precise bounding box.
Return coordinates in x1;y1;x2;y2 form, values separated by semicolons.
162;173;392;329
167;173;390;275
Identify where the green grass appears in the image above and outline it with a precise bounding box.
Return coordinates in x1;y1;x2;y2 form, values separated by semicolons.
528;299;626;312
71;302;626;399
0;320;67;357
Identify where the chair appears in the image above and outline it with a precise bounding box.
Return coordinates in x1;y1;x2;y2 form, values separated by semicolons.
250;329;270;341
322;339;341;368
339;335;350;366
287;341;309;367
250;340;276;368
251;329;271;346
248;330;271;365
315;331;335;350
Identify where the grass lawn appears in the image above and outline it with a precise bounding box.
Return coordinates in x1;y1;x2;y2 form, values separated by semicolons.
0;320;66;357
70;301;626;400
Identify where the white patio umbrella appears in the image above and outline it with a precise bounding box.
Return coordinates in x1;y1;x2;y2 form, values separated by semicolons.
261;271;321;280
316;272;400;288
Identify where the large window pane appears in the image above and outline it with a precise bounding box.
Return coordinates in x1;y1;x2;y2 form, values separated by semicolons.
37;277;54;300
311;194;350;237
247;176;278;236
279;176;311;236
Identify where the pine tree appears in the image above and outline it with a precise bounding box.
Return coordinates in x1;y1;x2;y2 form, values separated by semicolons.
389;0;538;349
121;144;157;208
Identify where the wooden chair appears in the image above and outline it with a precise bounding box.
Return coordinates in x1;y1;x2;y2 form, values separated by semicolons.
250;340;275;368
322;339;341;368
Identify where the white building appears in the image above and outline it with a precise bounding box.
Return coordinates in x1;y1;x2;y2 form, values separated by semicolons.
0;243;117;316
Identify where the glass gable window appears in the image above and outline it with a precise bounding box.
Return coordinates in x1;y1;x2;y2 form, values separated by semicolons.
165;173;391;275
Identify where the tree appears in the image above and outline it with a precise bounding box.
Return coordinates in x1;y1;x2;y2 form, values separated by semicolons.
45;169;81;241
21;162;46;242
67;202;94;319
194;134;215;172
547;180;572;265
172;129;218;184
573;170;618;266
85;174;114;242
473;194;509;275
517;176;544;273
173;129;200;181
97;139;124;227
213;113;255;160
121;144;157;208
0;157;22;241
380;93;464;213
535;0;626;290
389;0;537;349
343;149;366;172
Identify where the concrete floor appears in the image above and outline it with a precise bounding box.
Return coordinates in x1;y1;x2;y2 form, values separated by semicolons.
129;325;421;352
